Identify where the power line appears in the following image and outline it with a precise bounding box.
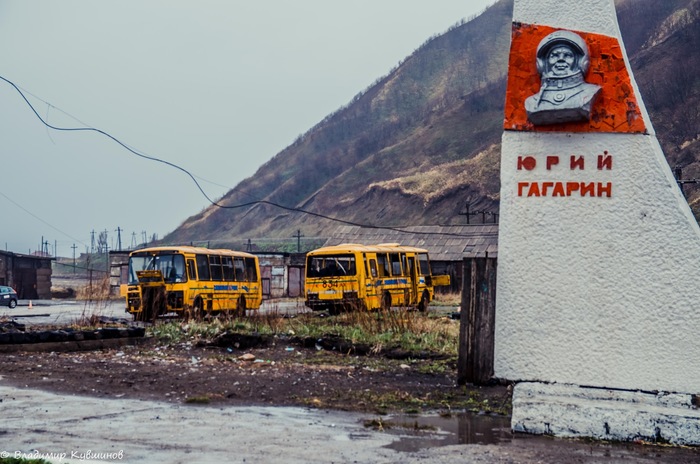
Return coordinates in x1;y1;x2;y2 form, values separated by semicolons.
0;190;87;247
0;74;496;239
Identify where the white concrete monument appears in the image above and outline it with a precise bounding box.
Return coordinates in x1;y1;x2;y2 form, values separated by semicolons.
496;0;700;444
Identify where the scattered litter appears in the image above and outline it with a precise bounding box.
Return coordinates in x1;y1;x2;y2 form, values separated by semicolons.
285;347;295;352
239;353;256;362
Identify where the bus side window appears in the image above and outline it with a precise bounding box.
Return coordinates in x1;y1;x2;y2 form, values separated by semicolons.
245;258;258;281
369;259;378;278
210;256;223;281
222;257;234;281
196;255;211;281
377;254;389;277
187;260;197;280
390;253;402;276
233;258;245;281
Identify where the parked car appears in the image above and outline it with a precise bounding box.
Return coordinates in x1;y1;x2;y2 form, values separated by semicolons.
0;285;18;308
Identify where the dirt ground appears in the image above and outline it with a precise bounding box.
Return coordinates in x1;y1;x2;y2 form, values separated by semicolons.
2;322;700;463
0;329;508;414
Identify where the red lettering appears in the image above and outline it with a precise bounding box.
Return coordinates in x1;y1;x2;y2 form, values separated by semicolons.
546;156;560;170
517;156;537;171
542;182;554;195
527;183;541;197
570;156;585;170
581;182;596;196
597;152;612;170
518;182;529;196
566;182;580;196
552;182;566;196
598;182;612;197
518;181;613;197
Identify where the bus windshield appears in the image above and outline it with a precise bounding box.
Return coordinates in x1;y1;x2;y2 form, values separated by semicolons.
306;254;356;277
128;252;186;284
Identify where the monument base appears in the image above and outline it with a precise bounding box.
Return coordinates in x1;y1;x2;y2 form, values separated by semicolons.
512;382;700;446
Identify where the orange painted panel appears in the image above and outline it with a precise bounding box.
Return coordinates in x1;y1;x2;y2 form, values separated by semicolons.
504;23;646;133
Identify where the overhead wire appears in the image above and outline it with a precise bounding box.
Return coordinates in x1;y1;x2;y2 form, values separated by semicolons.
0;190;88;248
0;74;497;239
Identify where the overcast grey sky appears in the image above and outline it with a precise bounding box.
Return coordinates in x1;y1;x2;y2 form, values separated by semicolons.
0;0;496;256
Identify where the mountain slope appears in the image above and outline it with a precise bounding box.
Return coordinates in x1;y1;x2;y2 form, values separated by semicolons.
164;0;700;250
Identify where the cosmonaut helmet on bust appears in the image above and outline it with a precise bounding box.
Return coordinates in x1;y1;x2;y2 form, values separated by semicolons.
535;29;590;78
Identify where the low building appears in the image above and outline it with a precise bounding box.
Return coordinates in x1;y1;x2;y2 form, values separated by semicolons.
257;252;306;299
0;250;53;299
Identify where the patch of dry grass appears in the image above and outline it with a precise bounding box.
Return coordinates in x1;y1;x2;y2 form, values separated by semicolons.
367;144;500;204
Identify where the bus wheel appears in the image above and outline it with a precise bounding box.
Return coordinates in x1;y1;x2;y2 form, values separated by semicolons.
136;307;153;323
350;300;367;312
381;292;391;311
193;297;204;320
328;305;341;316
236;296;246;317
418;291;430;312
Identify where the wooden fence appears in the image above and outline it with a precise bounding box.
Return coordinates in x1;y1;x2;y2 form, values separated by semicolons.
457;256;497;385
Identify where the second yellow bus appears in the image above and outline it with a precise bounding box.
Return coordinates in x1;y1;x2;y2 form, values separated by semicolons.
304;243;450;313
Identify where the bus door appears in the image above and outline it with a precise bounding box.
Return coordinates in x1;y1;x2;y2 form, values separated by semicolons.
407;255;418;305
367;256;380;308
376;253;393;308
187;259;197;280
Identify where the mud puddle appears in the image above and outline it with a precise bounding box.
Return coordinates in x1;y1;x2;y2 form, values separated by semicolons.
379;412;511;452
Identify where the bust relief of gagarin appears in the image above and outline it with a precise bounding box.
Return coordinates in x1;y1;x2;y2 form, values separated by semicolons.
525;30;601;125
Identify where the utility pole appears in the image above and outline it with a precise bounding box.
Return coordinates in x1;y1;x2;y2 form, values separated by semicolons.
102;229;109;254
459;200;499;224
71;243;77;274
460;201;473;224
293;230;304;253
673;165;700;200
115;227;123;251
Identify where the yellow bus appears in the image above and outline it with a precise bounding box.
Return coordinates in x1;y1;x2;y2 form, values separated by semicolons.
304;243;450;313
124;246;262;321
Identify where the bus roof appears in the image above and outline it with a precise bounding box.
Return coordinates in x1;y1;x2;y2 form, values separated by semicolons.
129;246;257;259
307;243;429;255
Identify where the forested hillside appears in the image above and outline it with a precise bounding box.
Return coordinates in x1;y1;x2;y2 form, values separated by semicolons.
163;0;700;251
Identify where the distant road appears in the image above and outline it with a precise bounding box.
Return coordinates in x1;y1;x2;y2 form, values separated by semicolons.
1;298;309;326
1;298;455;327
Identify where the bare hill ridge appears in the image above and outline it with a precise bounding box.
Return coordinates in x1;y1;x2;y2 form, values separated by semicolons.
163;0;700;251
